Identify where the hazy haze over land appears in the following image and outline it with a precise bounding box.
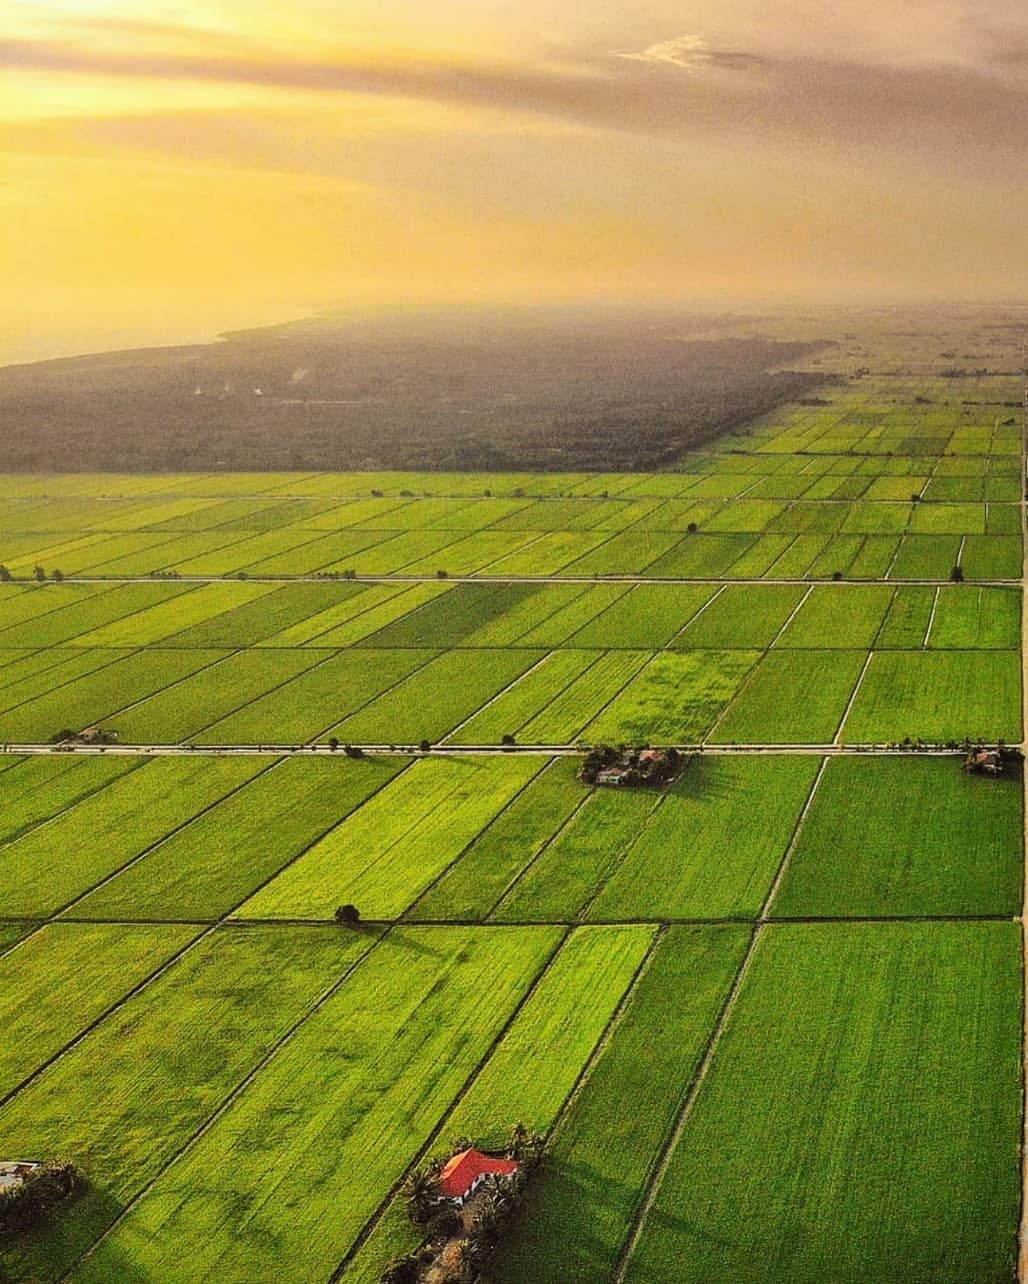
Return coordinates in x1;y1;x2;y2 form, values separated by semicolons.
4;1;1028;363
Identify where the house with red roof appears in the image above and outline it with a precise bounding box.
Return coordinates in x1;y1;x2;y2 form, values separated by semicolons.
436;1149;520;1204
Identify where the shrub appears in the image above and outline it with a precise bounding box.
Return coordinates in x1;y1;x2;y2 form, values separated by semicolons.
0;1161;82;1238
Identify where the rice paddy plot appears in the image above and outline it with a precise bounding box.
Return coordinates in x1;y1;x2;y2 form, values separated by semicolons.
1;648;229;744
588;755;821;920
0;754;138;846
771;756;1022;917
622;923;1020;1284
327;648;542;745
68;756;406;921
0;925;381;1284
495;925;751;1284
774;585;893;649
237;755;543;920
926;586;1020;649
584;650;760;743
443;650;597;745
71;926;561;1284
0;922;198;1099
671;584;806;649
344;924;657;1282
709;650;867;744
841;651;1022;744
567;584;717;649
0;756;268;916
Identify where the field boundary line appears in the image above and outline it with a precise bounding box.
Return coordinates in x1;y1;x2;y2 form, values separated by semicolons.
664;582;728;647
833;650;874;744
63;925;394;1284
441;650;556;743
923;585;942;648
0;921;212;1116
766;581;815;648
486;789;597;919
327;924;576;1281
612;755;828;1282
399;757;553;920
956;532;968;572
48;757;284;920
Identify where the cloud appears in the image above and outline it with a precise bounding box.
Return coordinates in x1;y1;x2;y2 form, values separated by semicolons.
614;34;711;70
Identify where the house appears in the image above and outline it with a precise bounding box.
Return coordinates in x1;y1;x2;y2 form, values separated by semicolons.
0;1161;39;1193
436;1149;519;1204
595;765;631;786
965;749;1004;776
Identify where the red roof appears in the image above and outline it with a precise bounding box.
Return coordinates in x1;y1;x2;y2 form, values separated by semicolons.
437;1149;519;1199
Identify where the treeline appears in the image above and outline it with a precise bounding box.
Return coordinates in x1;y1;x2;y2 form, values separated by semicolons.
0;314;831;473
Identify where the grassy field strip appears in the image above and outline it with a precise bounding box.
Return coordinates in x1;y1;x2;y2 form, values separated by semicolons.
0;648;230;744
491;788;664;922
69;582;280;648
587;756;821;922
0;926;384;1284
412;761;586;920
770;757;1023;918
612;757;828;1281
481;784;595;919
398;759;552;919
709;650;867;745
195;647;440;744
299;582;454;648
832;650;875;744
0;923;199;1104
0;648;138;721
0;582;199;649
765;581;815;646
0;582;123;633
438;652;555;741
70;927;563;1284
329;649;543;746
235;756;544;920
662;581;728;643
50;756;298;921
700;639;774;744
0;757;268;917
621;924;1021;1283
442;650;599;745
108;649;332;744
69;757;410;921
0;755;141;848
340;924;660;1282
493;926;753;1284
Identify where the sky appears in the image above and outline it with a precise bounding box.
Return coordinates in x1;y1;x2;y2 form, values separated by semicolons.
3;1;1028;362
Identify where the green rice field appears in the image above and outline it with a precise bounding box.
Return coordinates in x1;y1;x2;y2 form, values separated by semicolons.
0;319;1024;1283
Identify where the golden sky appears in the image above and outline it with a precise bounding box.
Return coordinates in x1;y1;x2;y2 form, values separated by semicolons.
3;1;1028;361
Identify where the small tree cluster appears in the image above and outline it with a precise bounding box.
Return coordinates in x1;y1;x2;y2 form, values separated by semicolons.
0;1161;82;1238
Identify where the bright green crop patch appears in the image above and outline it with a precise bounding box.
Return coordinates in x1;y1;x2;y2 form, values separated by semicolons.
68;756;405;921
710;650;866;744
841;651;1022;743
73;926;561;1284
568;583;717;648
775;585;893;649
624;923;1021;1284
0;922;196;1099
355;581;540;647
1;648;228;743
0;755;138;846
69;581;279;647
491;786;662;921
0;582;196;648
195;648;435;743
0;925;380;1283
927;586;1020;649
497;925;750;1284
772;756;1022;917
344;924;657;1282
584;650;759;743
304;582;453;646
672;584;806;649
237;755;542;919
589;755;820;920
0;756;265;916
517;650;651;742
161;582;354;648
444;650;596;744
328;648;542;743
413;759;583;919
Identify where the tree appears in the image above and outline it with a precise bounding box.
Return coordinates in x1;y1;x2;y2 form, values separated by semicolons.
33;565;45;583
52;568;64;583
686;522;698;534
436;569;448;579
334;904;360;926
418;739;432;753
911;493;922;504
501;733;516;747
950;565;965;582
328;736;339;751
831;570;843;581
0;566;10;582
